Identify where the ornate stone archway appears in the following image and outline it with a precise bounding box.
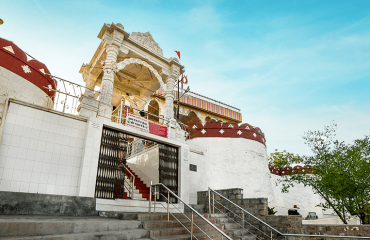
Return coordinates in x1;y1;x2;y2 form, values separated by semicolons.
116;58;165;90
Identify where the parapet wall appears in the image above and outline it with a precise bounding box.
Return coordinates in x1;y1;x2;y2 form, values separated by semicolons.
0;191;97;216
187;119;266;146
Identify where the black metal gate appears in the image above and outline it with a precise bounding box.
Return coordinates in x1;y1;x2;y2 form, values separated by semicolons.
95;128;179;202
158;143;179;203
95;127;128;199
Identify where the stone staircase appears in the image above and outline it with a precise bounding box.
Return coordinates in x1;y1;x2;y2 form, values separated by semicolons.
0;210;256;240
185;204;256;240
124;165;154;201
99;211;256;240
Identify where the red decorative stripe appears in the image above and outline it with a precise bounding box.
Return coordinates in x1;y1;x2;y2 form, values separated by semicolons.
268;164;314;176
187;119;266;146
0;38;56;98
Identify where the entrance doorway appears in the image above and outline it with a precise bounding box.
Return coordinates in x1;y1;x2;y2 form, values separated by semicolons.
95;127;178;203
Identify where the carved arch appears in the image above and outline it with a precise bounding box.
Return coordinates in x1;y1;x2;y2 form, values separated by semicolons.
116;58;165;89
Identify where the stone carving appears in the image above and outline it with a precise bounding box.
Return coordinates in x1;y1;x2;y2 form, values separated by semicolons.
129;32;163;56
116;58;165;89
100;80;113;105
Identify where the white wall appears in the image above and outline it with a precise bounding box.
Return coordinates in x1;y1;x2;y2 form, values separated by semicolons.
127;146;159;187
187;137;274;204
0;66;50;107
270;174;325;218
187;137;326;218
0;102;87;196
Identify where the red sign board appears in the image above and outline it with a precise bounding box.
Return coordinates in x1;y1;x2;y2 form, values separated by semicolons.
149;121;167;138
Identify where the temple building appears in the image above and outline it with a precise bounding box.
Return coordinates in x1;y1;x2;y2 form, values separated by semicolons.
0;23;355;239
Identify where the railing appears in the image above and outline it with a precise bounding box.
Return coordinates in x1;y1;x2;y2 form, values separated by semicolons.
126;138;158;159
149;182;232;240
123;165;135;199
111;99;190;140
208;187;370;239
44;74;99;115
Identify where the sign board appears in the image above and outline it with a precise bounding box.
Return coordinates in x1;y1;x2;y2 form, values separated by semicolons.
149;121;167;138
126;113;149;132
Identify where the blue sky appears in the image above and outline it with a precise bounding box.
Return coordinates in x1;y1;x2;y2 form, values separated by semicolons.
1;0;370;155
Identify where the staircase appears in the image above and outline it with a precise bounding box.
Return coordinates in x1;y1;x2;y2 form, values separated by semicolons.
186;204;256;240
99;211;256;240
0;215;149;240
124;165;154;201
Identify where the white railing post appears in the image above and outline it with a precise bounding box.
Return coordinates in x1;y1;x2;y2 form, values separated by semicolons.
149;181;152;213
154;185;156;214
242;212;244;237
208;188;211;214
167;191;170;221
131;174;135;199
191;211;194;240
119;99;123;124
212;192;215;214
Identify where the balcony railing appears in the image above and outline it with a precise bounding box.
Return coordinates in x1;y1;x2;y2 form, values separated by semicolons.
111;99;190;140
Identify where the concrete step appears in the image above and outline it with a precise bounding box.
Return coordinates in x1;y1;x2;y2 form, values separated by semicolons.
184;204;206;214
149;223;225;238
96;199;182;213
100;212;207;221
142;219;218;229
233;235;257;240
0;229;149;240
209;217;231;223
224;222;241;229
150;229;234;240
0;216;144;237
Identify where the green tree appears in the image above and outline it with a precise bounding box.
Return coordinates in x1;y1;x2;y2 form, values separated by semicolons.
270;123;370;224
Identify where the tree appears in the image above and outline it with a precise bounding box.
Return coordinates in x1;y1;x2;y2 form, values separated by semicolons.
269;123;370;224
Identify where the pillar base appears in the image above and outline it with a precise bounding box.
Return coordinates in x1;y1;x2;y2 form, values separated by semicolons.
78;94;99;118
98;102;113;119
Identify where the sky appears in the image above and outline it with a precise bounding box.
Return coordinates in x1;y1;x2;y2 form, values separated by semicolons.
1;0;370;156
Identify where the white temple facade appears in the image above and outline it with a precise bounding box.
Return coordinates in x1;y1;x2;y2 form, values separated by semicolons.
0;23;331;220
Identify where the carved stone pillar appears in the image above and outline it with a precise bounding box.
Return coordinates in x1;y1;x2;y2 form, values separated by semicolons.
164;65;180;119
164;77;176;119
98;45;119;118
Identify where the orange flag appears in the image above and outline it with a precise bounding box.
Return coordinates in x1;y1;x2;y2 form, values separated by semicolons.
174;51;180;59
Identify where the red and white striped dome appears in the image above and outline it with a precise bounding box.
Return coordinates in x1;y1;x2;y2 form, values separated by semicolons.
0;37;56;98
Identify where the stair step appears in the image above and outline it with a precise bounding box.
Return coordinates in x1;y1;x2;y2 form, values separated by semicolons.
0;216;143;237
143;219;217;229
0;229;149;240
151;229;233;240
149;224;225;238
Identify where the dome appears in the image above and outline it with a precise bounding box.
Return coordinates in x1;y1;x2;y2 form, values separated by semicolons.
0;37;56;98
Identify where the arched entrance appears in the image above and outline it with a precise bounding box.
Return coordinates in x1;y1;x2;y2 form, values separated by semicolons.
147;100;160;122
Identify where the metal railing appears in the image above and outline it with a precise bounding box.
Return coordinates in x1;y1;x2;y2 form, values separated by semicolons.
126;138;158;159
149;183;232;240
123;165;135;199
111;99;190;140
44;74;99;115
208;187;370;239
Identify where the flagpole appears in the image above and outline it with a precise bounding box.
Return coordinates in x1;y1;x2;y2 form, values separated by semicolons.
175;51;181;121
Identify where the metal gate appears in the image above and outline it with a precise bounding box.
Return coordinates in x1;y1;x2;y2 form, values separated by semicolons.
158;143;179;203
95;128;179;202
95;127;128;199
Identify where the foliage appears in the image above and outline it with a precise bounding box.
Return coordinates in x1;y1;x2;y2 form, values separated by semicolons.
268;150;302;167
268;207;277;215
271;123;370;224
